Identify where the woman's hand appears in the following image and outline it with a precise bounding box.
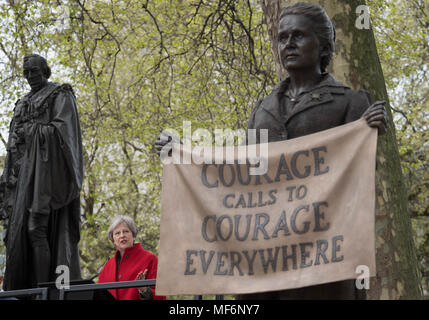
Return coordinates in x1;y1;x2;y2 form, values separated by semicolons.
136;269;147;283
362;101;387;135
136;269;153;300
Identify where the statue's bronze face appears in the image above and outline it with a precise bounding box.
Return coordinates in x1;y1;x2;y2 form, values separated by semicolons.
278;14;322;72
23;56;48;92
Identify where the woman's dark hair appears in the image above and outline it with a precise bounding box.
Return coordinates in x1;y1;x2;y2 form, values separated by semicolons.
23;53;52;79
279;2;336;72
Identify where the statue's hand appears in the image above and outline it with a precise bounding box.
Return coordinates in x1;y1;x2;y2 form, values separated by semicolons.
0;203;7;221
362;100;387;136
2;218;8;243
154;130;182;158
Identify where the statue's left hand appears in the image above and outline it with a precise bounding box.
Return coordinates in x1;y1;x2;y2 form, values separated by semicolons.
362;101;387;135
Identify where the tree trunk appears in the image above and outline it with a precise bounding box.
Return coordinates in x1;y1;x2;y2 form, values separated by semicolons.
261;0;422;299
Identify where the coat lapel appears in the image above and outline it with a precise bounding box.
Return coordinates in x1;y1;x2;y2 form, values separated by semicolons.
257;74;349;127
286;88;334;123
259;79;288;126
285;74;348;125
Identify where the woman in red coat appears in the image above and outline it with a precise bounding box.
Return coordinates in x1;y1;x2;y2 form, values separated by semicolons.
98;215;165;300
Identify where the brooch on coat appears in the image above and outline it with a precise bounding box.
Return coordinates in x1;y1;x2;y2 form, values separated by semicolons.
311;93;322;100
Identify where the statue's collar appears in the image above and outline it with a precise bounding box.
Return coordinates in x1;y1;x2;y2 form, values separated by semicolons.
275;73;349;96
22;82;61;107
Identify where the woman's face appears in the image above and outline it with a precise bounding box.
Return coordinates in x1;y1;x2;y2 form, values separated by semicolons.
112;222;135;252
277;14;322;72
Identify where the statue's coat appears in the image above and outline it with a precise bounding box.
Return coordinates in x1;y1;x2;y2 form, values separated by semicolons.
0;82;83;290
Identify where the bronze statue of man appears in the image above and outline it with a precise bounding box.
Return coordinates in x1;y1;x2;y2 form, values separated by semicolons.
238;2;386;299
0;54;83;290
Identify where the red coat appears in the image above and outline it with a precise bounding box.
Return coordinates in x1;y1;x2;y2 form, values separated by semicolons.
98;243;165;300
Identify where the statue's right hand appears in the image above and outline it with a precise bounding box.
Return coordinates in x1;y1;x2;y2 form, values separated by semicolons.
154;130;182;157
2;218;8;243
0;206;7;221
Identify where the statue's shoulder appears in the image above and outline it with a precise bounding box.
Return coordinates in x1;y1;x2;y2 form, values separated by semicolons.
320;74;371;101
272;78;289;95
345;87;371;101
247;79;286;128
48;82;76;100
323;74;348;88
14;91;32;105
257;78;289;105
59;83;74;93
13;91;32;116
53;82;74;94
340;84;372;105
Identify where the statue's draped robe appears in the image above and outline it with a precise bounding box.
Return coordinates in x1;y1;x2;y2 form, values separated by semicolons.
0;82;83;290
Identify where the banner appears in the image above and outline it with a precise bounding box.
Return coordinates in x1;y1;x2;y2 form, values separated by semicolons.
157;119;377;295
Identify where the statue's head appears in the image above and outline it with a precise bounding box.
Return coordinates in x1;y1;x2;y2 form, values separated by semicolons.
23;54;51;92
278;2;335;73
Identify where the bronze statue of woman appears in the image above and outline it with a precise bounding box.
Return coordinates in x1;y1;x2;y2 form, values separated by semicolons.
154;2;386;299
238;2;386;299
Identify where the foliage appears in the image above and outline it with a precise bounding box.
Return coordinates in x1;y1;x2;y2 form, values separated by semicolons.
0;0;426;297
0;0;274;293
367;0;429;295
